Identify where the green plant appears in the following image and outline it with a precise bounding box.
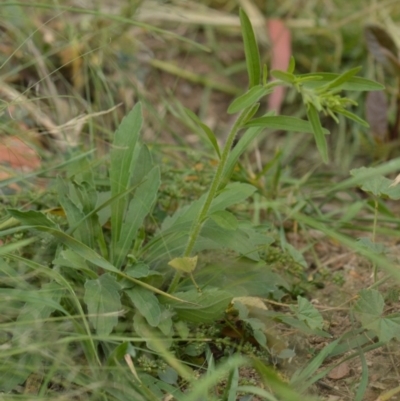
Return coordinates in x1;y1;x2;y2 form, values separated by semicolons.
0;5;388;401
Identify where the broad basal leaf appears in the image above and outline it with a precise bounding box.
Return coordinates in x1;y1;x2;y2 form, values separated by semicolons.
167;289;232;323
110;103;142;250
209;210;238;230
210;182;257;213
197;220;268;261
53;249;96;279
84;273;121;335
125;262;150;278
133;311;173;351
126;287;161;327
115;166;160;268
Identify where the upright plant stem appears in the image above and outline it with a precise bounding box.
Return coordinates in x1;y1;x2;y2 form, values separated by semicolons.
167;107;253;293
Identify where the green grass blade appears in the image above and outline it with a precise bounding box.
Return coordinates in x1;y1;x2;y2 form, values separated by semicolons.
354;348;368;401
181;354;247;401
253;358;320;401
184;108;221;158
239;8;261;88
222;127;263;184
291;339;339;390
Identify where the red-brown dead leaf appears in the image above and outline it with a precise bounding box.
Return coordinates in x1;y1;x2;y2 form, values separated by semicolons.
328;362;350;380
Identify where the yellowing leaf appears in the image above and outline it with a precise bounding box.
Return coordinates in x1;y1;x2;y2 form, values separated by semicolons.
168;256;198;273
389;173;400;187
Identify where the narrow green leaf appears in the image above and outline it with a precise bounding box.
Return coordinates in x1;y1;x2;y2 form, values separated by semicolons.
222;127;263;183
239;8;261;88
126;287;161;327
7;209;56;228
318;66;362;91
336;108;370;127
307;104;329;163
228;85;270;114
245;115;329;134
184;108;221;158
300;73;384;91
110;103;142;254
84;273;121;335
270;70;295;84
